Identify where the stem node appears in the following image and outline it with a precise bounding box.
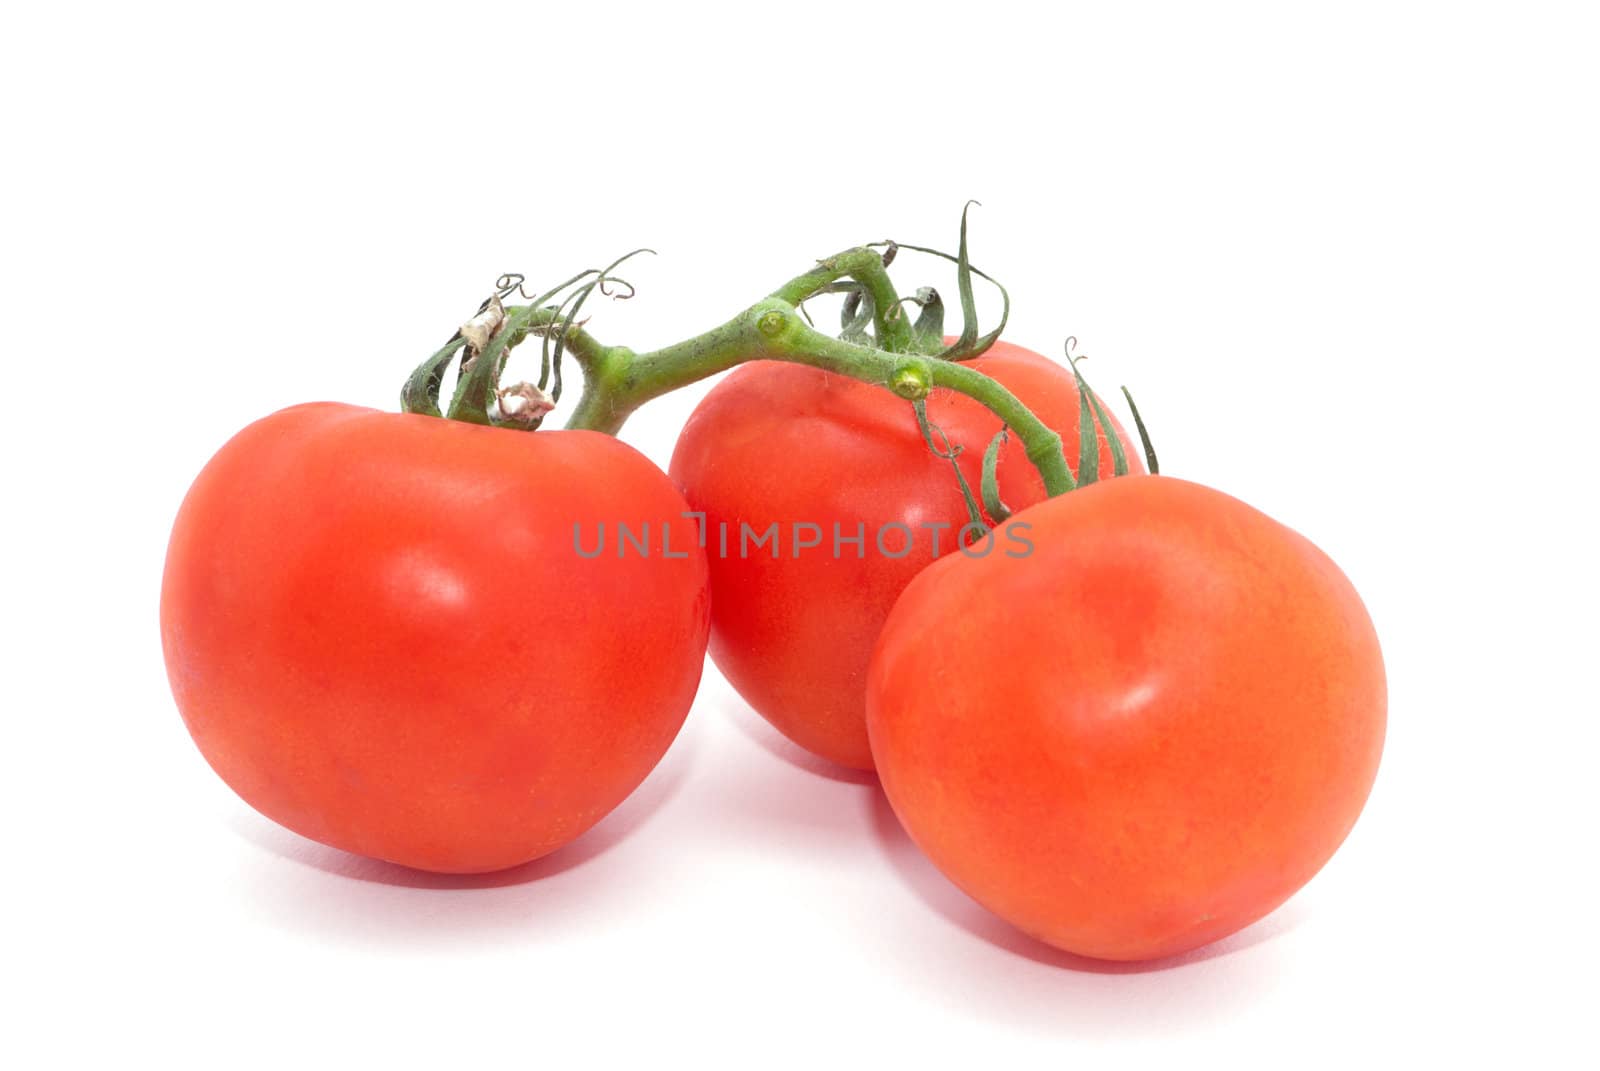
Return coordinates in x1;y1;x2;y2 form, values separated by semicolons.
889;358;932;400
757;308;791;339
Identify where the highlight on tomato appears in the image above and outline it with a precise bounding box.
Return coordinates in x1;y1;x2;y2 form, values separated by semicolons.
866;475;1386;961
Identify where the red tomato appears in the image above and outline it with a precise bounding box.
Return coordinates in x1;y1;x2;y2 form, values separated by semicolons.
669;340;1142;770
867;476;1385;960
161;403;710;873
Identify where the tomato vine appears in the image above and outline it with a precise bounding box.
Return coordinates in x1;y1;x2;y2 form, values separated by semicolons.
406;220;1113;502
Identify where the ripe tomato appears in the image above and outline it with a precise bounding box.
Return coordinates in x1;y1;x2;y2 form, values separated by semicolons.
867;476;1385;960
669;340;1142;770
161;403;710;873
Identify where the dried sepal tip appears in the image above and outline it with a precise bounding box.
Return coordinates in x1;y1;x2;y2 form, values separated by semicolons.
459;293;508;357
496;381;556;430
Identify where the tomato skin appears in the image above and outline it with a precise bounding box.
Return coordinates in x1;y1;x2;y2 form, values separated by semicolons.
866;476;1385;961
161;403;710;873
669;341;1142;770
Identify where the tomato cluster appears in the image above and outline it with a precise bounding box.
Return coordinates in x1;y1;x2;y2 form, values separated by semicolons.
161;239;1384;962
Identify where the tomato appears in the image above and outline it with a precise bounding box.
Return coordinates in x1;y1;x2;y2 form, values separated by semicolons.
866;475;1384;959
669;340;1143;770
161;403;710;873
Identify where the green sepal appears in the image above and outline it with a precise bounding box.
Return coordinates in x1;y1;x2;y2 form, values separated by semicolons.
447;304;537;425
1086;388;1129;477
544;251;652;404
1066;345;1130;480
400;335;468;417
1075;388;1099;485
528;268;607;392
886;206;1010;363
840;285;862;333
840;286;876;346
913;399;986;534
1121;385;1160;474
939;202;984;360
910;287;945;352
981;427;1011;523
1070;355;1100;486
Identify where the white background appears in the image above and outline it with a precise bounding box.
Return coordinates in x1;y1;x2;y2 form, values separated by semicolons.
4;2;1596;1066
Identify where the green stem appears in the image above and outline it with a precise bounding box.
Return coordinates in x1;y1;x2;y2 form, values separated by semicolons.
564;298;1074;496
770;248;914;354
403;245;1076;497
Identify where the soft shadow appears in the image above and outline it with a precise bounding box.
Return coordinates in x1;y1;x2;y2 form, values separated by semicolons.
226;722;701;946
867;788;1303;971
861;787;1299;1032
719;692;878;786
669;691;883;861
